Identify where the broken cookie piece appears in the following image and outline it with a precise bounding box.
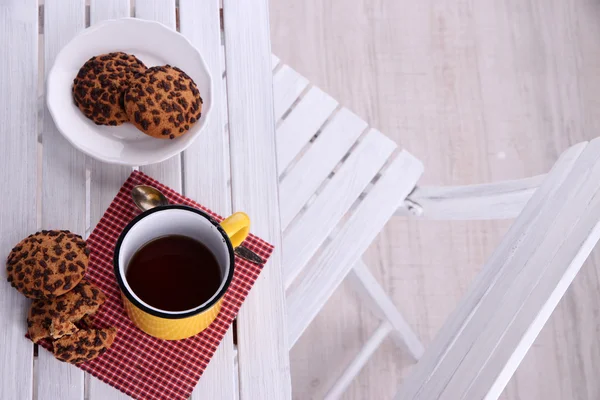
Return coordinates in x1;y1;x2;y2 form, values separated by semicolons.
27;279;106;343
53;327;117;364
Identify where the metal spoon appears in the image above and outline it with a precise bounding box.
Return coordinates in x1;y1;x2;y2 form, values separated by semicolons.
131;185;265;265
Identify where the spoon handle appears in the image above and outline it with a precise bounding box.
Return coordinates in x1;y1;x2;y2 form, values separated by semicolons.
234;245;265;265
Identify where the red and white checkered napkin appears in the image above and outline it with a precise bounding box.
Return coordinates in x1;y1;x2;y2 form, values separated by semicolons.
40;170;272;400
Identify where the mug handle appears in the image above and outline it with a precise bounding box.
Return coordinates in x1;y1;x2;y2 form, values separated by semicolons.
220;212;250;248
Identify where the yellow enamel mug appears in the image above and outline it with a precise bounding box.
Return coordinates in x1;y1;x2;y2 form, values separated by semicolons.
114;205;249;340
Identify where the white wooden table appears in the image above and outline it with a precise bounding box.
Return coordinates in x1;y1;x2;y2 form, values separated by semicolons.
0;1;291;399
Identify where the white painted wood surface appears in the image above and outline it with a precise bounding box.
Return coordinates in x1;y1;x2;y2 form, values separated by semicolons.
39;1;87;399
0;1;37;399
179;0;237;398
396;140;597;399
276;86;338;172
287;151;424;347
279;108;367;229
272;64;309;121
135;0;181;190
87;1;135;399
222;1;292;399
402;176;545;220
283;129;396;287
9;1;592;399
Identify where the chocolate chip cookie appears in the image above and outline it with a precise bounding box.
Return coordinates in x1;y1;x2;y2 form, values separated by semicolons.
124;65;202;139
53;327;117;364
27;279;106;343
73;52;147;126
6;230;89;299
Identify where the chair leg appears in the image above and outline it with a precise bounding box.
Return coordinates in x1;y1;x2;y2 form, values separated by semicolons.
324;321;393;400
348;260;424;360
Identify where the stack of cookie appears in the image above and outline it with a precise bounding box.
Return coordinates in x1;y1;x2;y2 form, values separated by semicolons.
72;52;203;140
6;230;116;364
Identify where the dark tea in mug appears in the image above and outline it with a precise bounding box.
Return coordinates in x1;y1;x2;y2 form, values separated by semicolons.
126;235;222;312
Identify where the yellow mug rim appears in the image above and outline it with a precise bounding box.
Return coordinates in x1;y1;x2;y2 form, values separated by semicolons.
113;204;236;320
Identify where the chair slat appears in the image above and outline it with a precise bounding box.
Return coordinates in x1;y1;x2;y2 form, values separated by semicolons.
0;2;38;399
277;86;338;172
39;1;87;399
136;0;181;190
273;65;309;121
283;129;396;287
279;108;367;229
287;151;424;346
396;140;597;400
222;77;229;122
221;45;226;76
180;0;237;398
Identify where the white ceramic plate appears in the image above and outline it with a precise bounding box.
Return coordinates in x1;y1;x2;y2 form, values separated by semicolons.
47;18;213;166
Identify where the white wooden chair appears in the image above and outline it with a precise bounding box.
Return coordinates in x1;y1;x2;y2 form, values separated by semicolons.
267;56;600;399
259;56;425;398
396;138;600;399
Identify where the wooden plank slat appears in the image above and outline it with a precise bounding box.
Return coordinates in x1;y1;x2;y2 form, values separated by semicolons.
0;1;38;399
396;140;592;400
39;0;87;399
90;0;130;23
222;1;292;399
279;108;367;229
87;2;133;399
272;64;309;121
283;129;395;287
180;0;236;398
135;0;181;190
276;86;338;172
287;151;424;347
